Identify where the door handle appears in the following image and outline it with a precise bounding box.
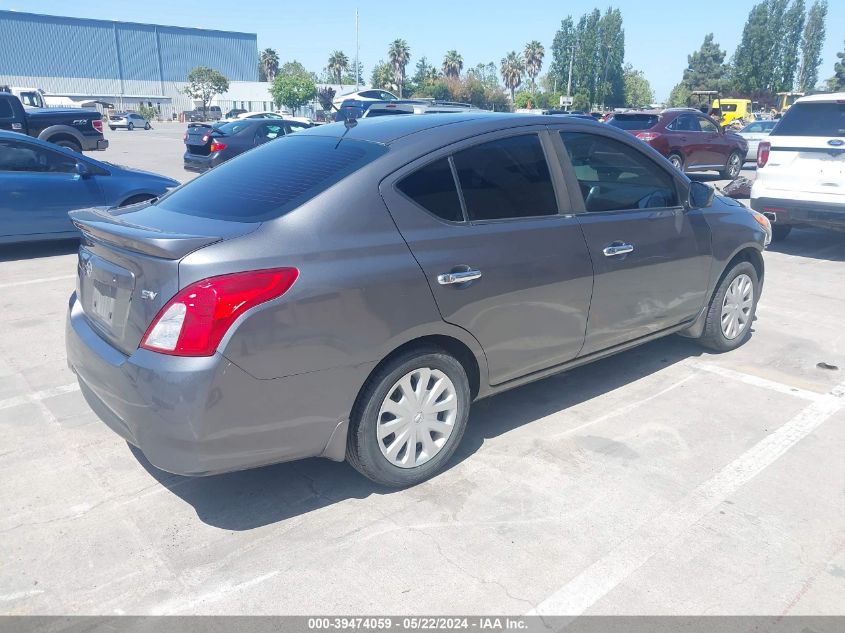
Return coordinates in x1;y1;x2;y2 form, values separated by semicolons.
437;270;482;285
603;243;634;257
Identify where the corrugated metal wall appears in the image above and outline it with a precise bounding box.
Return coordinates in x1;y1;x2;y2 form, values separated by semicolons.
0;10;258;101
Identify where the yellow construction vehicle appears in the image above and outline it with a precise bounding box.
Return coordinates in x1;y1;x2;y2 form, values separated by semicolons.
772;92;804;118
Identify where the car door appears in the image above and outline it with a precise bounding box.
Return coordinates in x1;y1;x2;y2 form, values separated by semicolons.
0;138;104;238
555;129;711;355
665;114;703;166
380;130;594;386
697;115;726;166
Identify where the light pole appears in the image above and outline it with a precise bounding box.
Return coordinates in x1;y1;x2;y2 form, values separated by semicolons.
355;9;360;91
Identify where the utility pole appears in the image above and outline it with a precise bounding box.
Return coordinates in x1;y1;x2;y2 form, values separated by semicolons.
566;39;578;100
355;9;360;91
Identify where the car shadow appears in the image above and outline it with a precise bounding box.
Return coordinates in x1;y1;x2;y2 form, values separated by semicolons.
766;226;845;262
0;239;78;263
135;335;708;531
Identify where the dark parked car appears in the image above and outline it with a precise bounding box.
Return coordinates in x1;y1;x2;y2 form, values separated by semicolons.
0;131;177;244
0;92;108;152
609;108;747;179
67;113;770;487
224;108;248;119
182;106;223;122
183;118;312;172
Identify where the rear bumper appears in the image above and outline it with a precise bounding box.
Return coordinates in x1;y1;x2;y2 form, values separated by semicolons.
750;196;845;231
66;292;360;476
81;137;109;151
183;151;218;173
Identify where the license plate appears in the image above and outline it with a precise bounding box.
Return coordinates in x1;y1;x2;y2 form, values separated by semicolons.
90;283;116;327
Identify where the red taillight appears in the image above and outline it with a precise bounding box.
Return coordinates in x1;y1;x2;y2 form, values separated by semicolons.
210;141;227;152
757;141;771;168
635;132;660;142
93;119;103;133
140;268;299;357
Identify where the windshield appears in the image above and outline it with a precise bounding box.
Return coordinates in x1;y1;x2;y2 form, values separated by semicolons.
771;102;845;137
608;114;660;130
213;121;251;135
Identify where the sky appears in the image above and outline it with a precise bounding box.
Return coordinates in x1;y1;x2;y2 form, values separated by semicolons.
7;0;845;101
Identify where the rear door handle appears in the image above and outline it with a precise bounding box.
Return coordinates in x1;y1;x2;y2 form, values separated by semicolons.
603;243;634;257
437;270;482;285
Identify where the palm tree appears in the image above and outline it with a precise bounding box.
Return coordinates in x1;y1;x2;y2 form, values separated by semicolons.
388;39;411;98
327;50;349;85
442;50;463;79
523;41;544;91
259;48;279;82
500;51;525;105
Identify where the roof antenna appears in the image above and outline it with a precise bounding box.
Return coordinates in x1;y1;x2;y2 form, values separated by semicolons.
335;116;357;149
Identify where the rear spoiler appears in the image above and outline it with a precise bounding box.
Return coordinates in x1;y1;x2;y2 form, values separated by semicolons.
70;207;222;260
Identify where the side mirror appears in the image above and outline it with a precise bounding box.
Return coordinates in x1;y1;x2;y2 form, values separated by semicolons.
689;181;715;209
74;162;90;179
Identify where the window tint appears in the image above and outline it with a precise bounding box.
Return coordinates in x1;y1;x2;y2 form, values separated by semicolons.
698;117;719;133
256;123;284;140
156;136;387;222
215;121;251;135
452;135;558;221
397;158;463;222
771;102;845;137
608;114;659;130
561;132;678;213
0;99;13;118
0;140;78;173
668;115;701;132
741;122;764;133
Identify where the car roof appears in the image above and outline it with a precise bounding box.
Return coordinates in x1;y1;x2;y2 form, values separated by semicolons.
298;112;603;145
794;92;845;104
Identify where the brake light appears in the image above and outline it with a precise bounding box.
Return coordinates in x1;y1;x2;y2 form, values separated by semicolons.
757;141;771;168
140;268;299;356
210;141;227;152
93;119;103;133
635;132;660;142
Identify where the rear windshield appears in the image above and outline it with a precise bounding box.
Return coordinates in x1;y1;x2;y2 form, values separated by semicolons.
213;121;251;135
771;102;845;137
156;136;387;222
608;114;659;130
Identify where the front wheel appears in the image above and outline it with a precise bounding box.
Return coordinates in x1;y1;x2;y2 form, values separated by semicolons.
347;348;471;487
127;122;134;131
144;122;151;130
721;151;742;180
698;261;759;352
668;153;684;172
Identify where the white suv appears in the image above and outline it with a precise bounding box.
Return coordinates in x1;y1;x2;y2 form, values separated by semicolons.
751;93;845;241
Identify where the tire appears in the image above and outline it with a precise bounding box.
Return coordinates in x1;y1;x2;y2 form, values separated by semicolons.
697;261;759;352
771;224;792;242
668;153;684;172
721;151;742;180
53;139;81;153
144;122;151;130
109;126;116;131
127;122;134;131
118;194;156;207
347;347;471;487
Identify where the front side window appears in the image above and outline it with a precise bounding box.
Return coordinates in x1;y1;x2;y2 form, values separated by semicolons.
560;132;678;213
698;117;719;133
0;99;14;118
256;124;284;141
0;140;77;173
396;158;464;222
668;114;701;132
452;135;558;221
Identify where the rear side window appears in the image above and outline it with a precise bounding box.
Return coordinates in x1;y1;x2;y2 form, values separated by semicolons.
609;114;659;130
157;136;387;222
397;158;463;222
561;132;678;212
0;99;13;118
771;102;845;137
452;135;558;221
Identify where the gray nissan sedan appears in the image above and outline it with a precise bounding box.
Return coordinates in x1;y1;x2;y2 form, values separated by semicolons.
66;113;771;487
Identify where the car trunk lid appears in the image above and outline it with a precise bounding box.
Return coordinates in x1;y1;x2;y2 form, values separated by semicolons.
184;124;214;156
69;203;260;355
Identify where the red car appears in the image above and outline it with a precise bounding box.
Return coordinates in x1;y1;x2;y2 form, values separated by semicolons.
608;109;747;179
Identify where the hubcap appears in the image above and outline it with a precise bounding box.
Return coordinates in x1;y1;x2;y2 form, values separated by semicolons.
721;273;753;340
670;156;682;170
377;368;458;469
729;154;740;176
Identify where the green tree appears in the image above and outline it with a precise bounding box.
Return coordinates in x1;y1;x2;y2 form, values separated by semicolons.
668;82;692;108
412;57;439;85
596;7;625;107
388;39;411;97
442;50;463;79
270;73;316;113
550;16;576;95
572;91;591;111
828;40;845;91
342;61;364;85
778;0;805;91
682;34;731;93
797;0;828;91
500;51;525;105
623;65;654;107
467;62;500;88
279;60;317;82
183;67;229;118
259;48;279;82
327;51;349;85
370;60;395;90
523;41;545;91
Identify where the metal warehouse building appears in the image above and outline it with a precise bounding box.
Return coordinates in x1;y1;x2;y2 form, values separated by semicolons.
0;10;259;116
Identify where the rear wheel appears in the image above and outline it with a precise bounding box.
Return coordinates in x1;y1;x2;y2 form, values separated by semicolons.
721;151;742;180
127;122;134;131
771;224;792;242
698;261;759;352
144;122;151;130
109;126;116;131
53;138;81;153
668;153;684;172
347;347;470;487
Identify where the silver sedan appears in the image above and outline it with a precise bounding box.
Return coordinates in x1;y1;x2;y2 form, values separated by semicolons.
739;120;778;162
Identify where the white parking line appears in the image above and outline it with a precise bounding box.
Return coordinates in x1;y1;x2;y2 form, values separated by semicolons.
0;383;80;412
686;361;823;401
0;274;75;289
529;378;845;616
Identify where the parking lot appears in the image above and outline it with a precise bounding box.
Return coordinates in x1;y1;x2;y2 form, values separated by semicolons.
1;128;844;617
